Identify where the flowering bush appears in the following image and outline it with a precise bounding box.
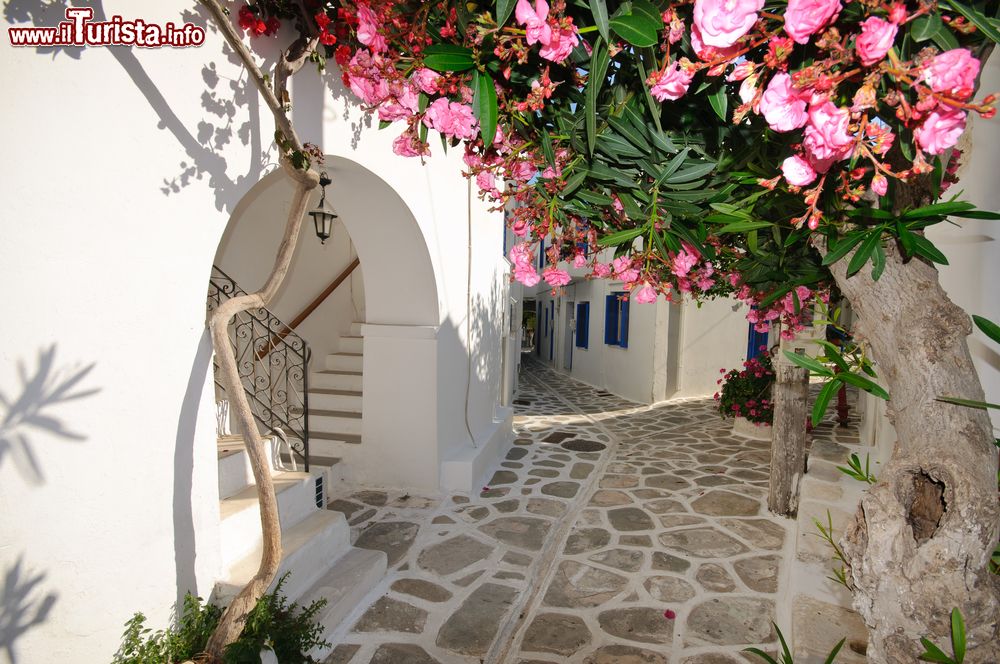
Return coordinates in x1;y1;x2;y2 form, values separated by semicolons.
715;349;775;424
232;0;998;340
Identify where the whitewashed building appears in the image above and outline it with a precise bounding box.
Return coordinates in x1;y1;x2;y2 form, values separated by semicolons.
1;5;516;661
2;4;998;664
523;244;751;404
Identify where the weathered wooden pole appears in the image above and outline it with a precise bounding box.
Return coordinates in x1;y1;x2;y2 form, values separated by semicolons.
768;361;810;516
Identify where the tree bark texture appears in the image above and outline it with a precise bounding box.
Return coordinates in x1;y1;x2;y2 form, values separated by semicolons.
827;241;1000;663
768;363;809;516
200;1;319;660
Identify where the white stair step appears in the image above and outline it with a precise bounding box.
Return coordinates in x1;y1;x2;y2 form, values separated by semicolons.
308;388;362;413
217;509;351;605
325;353;363;372
339;336;363;354
217;436;274;500
310;434;363;457
219;471;324;568
311;370;362;391
311;409;362;436
304;548;387;660
349;322;363;336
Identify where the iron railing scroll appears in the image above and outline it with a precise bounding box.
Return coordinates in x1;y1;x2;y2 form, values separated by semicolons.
207;265;310;470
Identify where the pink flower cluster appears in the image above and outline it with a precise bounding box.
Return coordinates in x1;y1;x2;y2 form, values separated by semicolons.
515;0;580;63
912;49;980;155
509;243;540;287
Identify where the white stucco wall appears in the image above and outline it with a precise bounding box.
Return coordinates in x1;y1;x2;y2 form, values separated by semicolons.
1;3;263;661
214;173;364;362
928;54;1000;431
289;66;512;490
1;4;513;661
671;296;752;399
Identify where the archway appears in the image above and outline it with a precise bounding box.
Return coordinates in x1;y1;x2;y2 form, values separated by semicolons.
211;156;445;490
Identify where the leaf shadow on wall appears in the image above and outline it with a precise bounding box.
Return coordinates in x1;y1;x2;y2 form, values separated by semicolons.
0;345;99;486
4;0;275;213
0;556;57;664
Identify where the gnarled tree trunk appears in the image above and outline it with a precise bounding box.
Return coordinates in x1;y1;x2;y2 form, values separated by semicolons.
827;240;1000;662
200;1;319;660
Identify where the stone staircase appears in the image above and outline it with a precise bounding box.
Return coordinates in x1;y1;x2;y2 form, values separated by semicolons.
215;434;385;659
308;323;364;455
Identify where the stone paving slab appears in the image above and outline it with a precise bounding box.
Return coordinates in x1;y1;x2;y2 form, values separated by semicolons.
320;358;816;663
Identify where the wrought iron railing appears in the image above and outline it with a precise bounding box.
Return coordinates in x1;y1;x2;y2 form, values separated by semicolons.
207;265;310;470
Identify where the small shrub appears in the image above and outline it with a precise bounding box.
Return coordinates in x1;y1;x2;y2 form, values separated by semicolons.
112;574;329;664
715;349;775;425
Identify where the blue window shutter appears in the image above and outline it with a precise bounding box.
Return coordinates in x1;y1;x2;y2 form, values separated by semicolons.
538;238;545;268
576;302;589;348
604;295;617;345
620;298;630;349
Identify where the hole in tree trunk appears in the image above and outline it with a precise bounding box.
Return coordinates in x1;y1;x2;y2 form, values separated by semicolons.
848;639;867;656
907;471;946;545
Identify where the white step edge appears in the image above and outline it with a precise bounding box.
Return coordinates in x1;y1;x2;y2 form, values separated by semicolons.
324;353;363;372
217;437;275;501
308;389;362;413
219;471;323;568
216;509;351;605
310;410;362;436
311;371;363;392
338;336;363;354
306;548;388;661
349;322;364;336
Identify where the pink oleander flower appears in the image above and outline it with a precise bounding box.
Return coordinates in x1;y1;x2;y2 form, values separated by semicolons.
914;107;967;155
539;25;579;63
693;0;764;48
802;101;853;172
781;154;817;186
923;49;980;100
509;243;533;267
573;253;587;268
412;68;442;95
511;217;530;237
514;264;541;287
593;262;612;278
423;98;478;141
634;284;658;303
511;160;538;182
672;245;700;277
649;61;695;102
543;266;571;287
690;23;742;62
356;5;387;52
377;84;419;122
871;173;888;196
727;61;756;82
784;0;841;44
392;131;429;158
855;17;897;66
613;256;640;284
515;0;552;45
758;73;808;132
476;170;497;193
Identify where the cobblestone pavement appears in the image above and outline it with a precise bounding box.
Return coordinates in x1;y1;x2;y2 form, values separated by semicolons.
324;357;799;664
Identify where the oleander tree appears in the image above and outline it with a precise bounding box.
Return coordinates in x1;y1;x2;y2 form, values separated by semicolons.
208;0;1000;661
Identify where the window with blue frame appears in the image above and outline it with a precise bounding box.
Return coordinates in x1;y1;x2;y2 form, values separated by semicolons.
575;302;590;348
604;292;629;348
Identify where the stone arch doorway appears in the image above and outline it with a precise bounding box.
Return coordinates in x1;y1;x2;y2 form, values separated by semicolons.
211;156;446;490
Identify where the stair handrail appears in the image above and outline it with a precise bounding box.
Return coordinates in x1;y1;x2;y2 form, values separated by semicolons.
207;264;310;470
256;256;360;360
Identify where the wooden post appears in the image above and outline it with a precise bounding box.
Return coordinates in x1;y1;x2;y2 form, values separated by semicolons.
768;362;810;516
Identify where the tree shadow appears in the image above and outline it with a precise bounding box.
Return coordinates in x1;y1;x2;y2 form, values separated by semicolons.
0;556;57;664
0;345;99;485
4;0;277;212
